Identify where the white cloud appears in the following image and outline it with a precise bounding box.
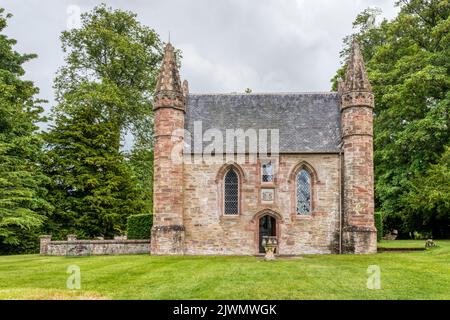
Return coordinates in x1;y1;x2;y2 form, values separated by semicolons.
180;43;260;93
2;0;400;143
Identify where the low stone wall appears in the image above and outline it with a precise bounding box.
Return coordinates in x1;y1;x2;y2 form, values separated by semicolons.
39;235;150;256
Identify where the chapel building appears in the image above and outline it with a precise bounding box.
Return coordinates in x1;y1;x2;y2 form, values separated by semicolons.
150;40;377;255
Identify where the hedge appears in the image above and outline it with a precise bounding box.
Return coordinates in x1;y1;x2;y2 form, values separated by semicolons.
127;214;153;240
374;212;383;242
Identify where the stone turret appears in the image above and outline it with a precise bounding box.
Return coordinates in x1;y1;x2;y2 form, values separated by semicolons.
341;40;377;254
151;43;186;255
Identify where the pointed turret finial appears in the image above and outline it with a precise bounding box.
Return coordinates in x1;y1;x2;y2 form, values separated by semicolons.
154;43;184;111
343;39;372;92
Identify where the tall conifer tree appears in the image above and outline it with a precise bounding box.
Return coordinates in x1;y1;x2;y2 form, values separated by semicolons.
0;8;49;249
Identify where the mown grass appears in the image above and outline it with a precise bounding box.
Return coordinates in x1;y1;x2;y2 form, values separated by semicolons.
0;240;449;300
377;240;428;249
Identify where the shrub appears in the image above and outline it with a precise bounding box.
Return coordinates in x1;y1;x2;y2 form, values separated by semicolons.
0;227;41;255
127;214;153;240
375;212;383;242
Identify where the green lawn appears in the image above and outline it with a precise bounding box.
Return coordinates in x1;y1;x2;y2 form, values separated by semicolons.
0;240;449;300
377;240;429;249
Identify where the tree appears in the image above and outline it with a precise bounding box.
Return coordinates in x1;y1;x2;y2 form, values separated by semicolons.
44;5;163;238
406;146;450;237
54;4;164;147
128;140;153;217
333;0;450;238
44;106;145;238
0;8;50;248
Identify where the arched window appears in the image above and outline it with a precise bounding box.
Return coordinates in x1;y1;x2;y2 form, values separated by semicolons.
224;169;239;215
296;169;311;215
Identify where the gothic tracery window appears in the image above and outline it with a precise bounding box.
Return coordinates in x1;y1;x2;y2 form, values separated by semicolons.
296;169;311;215
224;169;239;215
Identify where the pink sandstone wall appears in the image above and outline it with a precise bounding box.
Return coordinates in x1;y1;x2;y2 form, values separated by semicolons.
182;154;341;255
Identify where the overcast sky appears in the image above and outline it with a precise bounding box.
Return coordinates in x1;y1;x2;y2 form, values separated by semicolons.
2;0;399;142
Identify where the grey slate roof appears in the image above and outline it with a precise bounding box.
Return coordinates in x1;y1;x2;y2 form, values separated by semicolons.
184;93;342;154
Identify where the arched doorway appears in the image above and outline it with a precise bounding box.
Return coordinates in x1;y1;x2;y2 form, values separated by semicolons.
259;215;277;253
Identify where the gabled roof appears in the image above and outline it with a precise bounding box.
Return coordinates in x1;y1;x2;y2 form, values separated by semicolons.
184;92;342;154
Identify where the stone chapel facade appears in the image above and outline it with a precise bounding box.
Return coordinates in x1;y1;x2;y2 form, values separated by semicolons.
150;40;377;255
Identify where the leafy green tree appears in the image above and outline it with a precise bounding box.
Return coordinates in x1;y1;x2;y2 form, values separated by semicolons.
405;146;450;236
44;5;162;238
333;0;450;238
54;3;163;146
128;140;153;216
0;8;50;248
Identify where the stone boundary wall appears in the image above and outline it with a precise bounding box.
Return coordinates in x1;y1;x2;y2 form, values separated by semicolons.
39;235;150;256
